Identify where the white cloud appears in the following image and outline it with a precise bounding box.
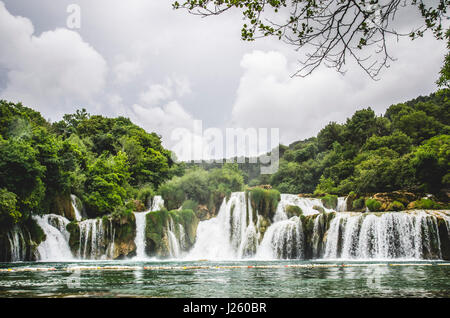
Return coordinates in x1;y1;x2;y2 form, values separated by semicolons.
0;1;107;119
139;75;191;107
113;59;142;85
131;100;196;142
231;40;445;146
230;50;350;144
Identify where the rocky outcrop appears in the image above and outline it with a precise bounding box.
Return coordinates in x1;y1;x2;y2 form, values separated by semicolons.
50;194;76;221
246;187;281;222
0;218;46;262
66;212;136;260
145;209;199;258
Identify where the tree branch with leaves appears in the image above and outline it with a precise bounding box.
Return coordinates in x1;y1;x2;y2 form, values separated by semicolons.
173;0;449;79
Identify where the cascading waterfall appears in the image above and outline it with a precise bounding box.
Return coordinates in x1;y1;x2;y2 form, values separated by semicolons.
275;194;334;221
9;192;450;262
151;195;165;211
70;194;84;221
256;194;330;259
188;192;450;261
7;226;27;262
323;211;445;259
257;216;304;259
134;212;148;259
336;197;348;212
133;195;166;259
188;192;332;260
33;214;73;261
167;218;181;258
78;218;114;260
187;192;259;260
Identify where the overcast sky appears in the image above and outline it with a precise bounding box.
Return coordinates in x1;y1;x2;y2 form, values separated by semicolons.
0;0;447;159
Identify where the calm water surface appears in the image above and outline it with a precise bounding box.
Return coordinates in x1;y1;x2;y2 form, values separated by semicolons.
0;260;449;297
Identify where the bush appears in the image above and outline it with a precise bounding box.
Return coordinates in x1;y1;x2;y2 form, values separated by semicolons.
137;185;154;208
352;198;366;210
285;205;303;218
321;194;338;209
412;198;442;209
0;188;21;226
366;198;382;212
387;201;405;211
248;187;281;220
182;200;199;212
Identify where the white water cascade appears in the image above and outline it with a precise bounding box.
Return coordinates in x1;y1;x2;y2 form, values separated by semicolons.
187;192;259;260
257;216;304;259
323;211;446;259
188;192;334;260
78;218;115;260
133;195;166;259
167;218;181;258
336;197;348;212
151;195;165;211
70;194;84;221
33;214;74;261
275;194;334;221
7;226;28;262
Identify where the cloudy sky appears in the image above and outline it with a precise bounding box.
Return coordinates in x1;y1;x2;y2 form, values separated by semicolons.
0;0;447;159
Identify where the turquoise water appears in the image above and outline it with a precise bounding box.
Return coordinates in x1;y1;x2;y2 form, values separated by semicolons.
0;260;449;297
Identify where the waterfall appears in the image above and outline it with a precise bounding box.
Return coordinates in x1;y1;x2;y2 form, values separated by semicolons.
70;194;84;221
187;192;258;260
275;194;334;221
133;195;166;259
134;212;148;259
7;226;27;262
256;216;304;259
323;211;445;260
33;214;73;261
167;218;181;258
337;197;348;212
78;218;114;260
151;195;165;211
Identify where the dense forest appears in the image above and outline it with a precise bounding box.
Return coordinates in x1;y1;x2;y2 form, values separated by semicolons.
0;88;449;237
192;89;450;201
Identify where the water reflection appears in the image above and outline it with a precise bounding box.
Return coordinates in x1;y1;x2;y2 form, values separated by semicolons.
0;260;449;297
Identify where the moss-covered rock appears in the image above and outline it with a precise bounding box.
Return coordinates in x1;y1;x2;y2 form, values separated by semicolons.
127;199;145;212
407;198;443;210
50;194;75;221
312;205;325;214
366;198;382;212
145;209;199;258
372;191;418;211
247;187;281;221
301;212;336;259
387;201;405;211
66;221;80;252
352;198;366;211
257;215;271;241
112;212;136;258
437;217;450;260
0;218;46;262
285;205;303;218
346;191;358;211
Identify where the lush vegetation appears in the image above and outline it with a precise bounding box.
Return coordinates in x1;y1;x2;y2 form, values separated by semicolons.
160;164;244;216
260;89;450;199
0;101;176;234
0;87;448;242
